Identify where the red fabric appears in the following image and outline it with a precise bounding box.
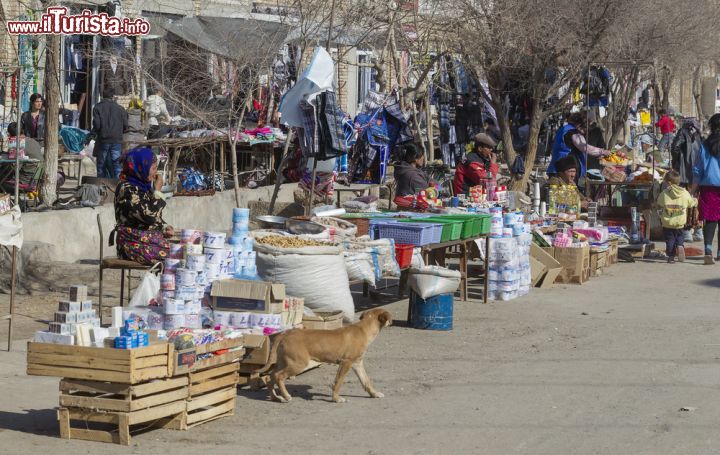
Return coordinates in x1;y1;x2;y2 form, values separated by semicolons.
453;161;498;195
698;185;720;222
393;195;429;211
655;116;676;135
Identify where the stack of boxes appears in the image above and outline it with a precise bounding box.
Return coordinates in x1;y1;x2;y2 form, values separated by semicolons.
113;315;150;349
34;285;102;345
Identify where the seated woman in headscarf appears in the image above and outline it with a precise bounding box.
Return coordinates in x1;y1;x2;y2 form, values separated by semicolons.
393;143;432;211
114;148;174;265
546;156;591;210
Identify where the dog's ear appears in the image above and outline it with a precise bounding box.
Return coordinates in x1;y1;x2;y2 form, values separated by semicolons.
359;311;367;320
377;311;392;327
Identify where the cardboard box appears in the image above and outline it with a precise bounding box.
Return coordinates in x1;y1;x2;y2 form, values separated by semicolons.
529;255;547;287
69;285;88;302
302;311;343;330
241;334;271;365
211;279;285;313
553;246;590;284
530;244;563;289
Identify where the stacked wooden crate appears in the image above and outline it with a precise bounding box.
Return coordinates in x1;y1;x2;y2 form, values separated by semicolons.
27;337;245;445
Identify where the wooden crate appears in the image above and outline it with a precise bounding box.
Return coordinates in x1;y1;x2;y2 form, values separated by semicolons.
28;342;171;384
167;362;239;430
590;250;609;277
57;376;188;445
169;338;245;376
59;376;189;412
608;240;619;265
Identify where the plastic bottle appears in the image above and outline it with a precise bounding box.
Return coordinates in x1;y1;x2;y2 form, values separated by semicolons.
548;185;558;215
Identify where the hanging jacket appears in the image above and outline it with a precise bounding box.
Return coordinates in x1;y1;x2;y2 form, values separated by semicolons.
671;126;701;185
453;152;498;195
548;123;585;176
316;91;349;160
656;184;697;229
394;162;430;197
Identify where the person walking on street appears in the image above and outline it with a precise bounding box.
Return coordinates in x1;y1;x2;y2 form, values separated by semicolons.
690;113;720;264
656;109;676;160
657;171;697;263
671;118;703;241
92;88;128;178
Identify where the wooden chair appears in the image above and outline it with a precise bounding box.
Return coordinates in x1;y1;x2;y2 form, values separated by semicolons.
97;214;150;325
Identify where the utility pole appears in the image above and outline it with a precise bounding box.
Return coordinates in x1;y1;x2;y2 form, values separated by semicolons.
41;30;60;205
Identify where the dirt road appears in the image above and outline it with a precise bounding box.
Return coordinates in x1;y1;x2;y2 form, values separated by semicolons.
1;256;719;454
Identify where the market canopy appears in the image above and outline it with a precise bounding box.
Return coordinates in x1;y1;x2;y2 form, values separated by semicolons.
158;16;292;60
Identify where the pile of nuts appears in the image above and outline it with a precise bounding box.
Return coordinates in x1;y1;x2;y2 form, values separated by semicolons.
256;236;328;248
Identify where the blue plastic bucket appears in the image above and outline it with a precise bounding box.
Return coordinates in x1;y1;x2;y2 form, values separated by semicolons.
409;292;453;330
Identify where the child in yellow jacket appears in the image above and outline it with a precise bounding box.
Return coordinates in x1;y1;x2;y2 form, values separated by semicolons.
656;171;698;263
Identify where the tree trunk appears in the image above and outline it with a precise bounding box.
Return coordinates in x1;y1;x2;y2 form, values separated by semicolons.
487;72;516;175
229;105;247;208
41;33;60;206
691;65;704;126
515;97;544;192
425;90;434;161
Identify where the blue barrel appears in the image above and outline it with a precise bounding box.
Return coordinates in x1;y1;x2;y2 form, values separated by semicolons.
409;292;453;330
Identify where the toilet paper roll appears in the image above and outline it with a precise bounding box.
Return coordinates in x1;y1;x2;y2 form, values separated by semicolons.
204;248;224;264
186;254;206;271
168;243;184;259
164;258;182;273
213;311;231;326
184;244;203;257
175;268;197;287
229;312;251;328
164;299;186;315
164;314;185;330
111;306;124;328
160;273;176;291
184;314;201;329
203;231;226;249
181;229;203;245
146;310;165;330
185;300;202;314
232;208;249;223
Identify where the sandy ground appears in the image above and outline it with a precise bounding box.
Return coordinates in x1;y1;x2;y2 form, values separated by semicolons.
1;253;720;454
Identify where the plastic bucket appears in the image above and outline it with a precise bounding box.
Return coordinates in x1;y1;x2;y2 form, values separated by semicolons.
409;291;453;330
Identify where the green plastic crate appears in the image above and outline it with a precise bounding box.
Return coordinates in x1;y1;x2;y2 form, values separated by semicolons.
438;217;477;238
422;218;464;241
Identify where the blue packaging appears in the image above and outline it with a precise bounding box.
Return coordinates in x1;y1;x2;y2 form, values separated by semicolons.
232;208;250;222
228;235;243;246
131;332;139;348
115;336;133;349
138;332;149;347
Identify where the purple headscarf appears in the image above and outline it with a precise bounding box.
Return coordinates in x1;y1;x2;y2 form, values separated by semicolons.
121;147;155;193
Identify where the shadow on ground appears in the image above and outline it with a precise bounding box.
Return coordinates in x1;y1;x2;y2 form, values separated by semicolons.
0;409;57;437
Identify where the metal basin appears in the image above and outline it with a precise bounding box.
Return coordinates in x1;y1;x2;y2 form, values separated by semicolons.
285;219;326;235
256;215;288;229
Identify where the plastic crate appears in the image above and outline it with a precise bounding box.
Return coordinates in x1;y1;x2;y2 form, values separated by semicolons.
423;218;463;241
377;222;439;246
439;215;485;237
397;219;444;243
394;244;414;269
368;219;399;240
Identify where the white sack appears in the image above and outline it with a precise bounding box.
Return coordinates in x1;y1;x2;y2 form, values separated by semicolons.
255;243;355;322
408;266;461;299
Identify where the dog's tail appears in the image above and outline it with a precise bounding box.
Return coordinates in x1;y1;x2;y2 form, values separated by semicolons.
254;330;290;374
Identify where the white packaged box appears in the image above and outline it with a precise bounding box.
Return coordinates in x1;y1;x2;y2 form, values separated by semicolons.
34;330;75;345
58;301;81;312
69;285;88;302
54;312;78;323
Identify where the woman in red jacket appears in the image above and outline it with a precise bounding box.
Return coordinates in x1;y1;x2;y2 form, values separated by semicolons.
453;133;499;195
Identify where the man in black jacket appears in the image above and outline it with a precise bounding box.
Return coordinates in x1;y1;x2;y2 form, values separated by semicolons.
92;88;128;178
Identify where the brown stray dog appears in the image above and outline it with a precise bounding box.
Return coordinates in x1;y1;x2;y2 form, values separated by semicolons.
267;308;392;403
